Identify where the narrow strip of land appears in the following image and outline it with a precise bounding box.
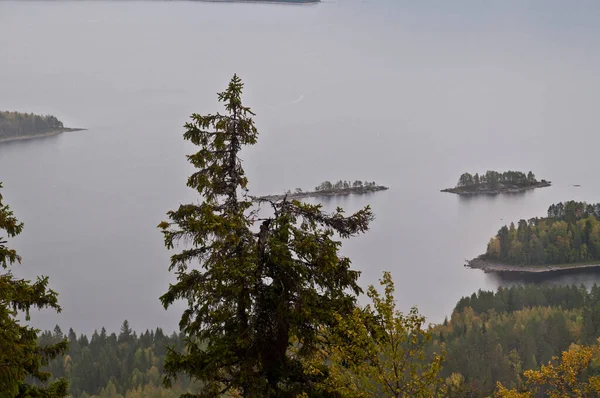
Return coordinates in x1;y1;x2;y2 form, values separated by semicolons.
252;184;388;201
466;256;600;273
0;128;84;143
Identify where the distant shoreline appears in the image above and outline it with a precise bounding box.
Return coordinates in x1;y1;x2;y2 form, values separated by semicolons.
441;180;551;195
197;0;319;3
26;0;323;3
466;256;600;274
0;128;85;144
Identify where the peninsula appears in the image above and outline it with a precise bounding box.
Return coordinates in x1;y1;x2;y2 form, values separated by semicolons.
441;170;550;195
253;180;389;201
0;111;83;143
466;201;600;273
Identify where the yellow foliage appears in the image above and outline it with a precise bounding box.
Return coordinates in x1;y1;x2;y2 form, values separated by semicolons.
487;237;501;258
495;339;600;397
305;272;445;398
493;382;532;398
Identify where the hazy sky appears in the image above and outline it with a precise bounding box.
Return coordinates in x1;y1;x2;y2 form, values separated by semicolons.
1;0;600;333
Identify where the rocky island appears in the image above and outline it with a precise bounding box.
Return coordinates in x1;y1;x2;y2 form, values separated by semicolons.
0;111;83;143
442;170;550;195
466;201;600;273
253;180;389;201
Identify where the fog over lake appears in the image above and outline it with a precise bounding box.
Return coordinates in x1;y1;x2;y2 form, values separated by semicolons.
1;0;600;333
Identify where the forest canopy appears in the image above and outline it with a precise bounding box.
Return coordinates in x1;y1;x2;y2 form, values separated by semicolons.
0;111;65;140
31;323;199;398
433;284;600;397
484;201;600;265
33;284;600;398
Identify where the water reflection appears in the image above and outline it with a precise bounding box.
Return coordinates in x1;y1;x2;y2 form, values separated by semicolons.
0;134;62;150
457;190;531;203
485;268;600;289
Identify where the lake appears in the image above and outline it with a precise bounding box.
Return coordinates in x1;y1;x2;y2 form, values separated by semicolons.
1;0;600;334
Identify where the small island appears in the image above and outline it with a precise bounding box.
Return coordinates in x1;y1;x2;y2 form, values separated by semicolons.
253;180;389;201
0;111;83;143
467;201;600;273
441;170;550;195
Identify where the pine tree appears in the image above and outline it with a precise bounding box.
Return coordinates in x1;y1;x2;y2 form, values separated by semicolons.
0;182;69;396
159;75;373;397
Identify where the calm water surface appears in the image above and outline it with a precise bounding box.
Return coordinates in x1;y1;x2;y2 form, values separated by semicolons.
1;0;600;333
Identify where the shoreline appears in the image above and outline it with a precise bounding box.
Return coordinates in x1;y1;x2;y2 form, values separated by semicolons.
441;181;551;195
198;0;319;2
466;256;600;274
252;186;389;201
0;128;85;144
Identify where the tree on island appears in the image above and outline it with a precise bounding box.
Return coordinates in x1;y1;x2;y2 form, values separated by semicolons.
0;182;69;396
158;75;374;397
314;180;379;192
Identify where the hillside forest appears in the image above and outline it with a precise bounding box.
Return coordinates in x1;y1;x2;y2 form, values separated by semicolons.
26;284;600;398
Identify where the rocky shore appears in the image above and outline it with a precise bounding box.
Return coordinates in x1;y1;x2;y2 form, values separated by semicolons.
466;255;600;274
252;185;389;202
0;128;85;143
441;180;551;195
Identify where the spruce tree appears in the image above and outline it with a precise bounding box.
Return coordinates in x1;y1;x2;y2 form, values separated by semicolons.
119;320;133;344
159;75;373;397
0;182;68;397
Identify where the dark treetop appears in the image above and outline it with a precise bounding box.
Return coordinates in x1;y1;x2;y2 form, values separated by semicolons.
441;170;550;195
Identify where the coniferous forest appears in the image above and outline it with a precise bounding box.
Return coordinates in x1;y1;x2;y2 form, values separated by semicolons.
5;76;600;398
484;201;600;265
0;111;65;140
34;324;198;397
28;284;600;397
434;284;600;396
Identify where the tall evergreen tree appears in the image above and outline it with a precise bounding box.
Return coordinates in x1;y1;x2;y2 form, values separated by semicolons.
119;320;132;344
0;182;68;397
159;75;373;397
